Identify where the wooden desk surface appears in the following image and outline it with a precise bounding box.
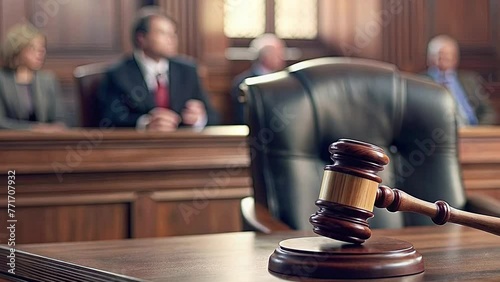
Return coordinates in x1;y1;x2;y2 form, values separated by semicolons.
0;225;499;281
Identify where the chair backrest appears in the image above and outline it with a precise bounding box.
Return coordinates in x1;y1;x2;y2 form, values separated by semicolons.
74;62;110;127
242;57;465;230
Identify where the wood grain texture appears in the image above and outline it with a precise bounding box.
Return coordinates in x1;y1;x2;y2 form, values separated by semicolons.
381;0;499;76
0;203;129;243
154;199;243;236
0;126;497;245
311;139;391;244
269;236;424;279
319;171;378;211
0;0;141;127
319;0;385;60
0;127;252;244
433;0;491;43
0;226;499;281
376;186;500;237
460;126;500;201
4;1;500;126
0;0;139;84
32;0;120;52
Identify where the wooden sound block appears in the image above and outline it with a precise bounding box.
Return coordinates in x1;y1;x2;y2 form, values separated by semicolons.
268;236;424;280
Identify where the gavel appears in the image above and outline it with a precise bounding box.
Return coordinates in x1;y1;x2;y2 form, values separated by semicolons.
309;139;500;244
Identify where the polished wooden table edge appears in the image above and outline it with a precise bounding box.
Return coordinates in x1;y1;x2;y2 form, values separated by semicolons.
0;125;250;141
0;125;497;140
459;126;500;138
0;247;145;282
0;125;500;144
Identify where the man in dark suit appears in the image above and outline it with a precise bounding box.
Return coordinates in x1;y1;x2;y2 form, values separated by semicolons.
98;7;218;131
230;34;286;124
424;35;496;126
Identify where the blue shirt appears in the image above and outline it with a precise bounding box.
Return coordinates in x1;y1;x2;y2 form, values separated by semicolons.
428;67;478;125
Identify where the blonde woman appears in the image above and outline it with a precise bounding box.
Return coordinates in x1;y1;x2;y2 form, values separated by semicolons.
0;23;65;130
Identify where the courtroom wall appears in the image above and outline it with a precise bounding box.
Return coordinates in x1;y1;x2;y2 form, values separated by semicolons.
0;0;141;126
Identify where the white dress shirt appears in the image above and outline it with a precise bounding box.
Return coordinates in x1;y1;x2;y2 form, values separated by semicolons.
134;51;169;91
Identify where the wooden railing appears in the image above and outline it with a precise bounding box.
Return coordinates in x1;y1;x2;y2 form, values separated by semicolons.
0;126;251;244
459;126;500;200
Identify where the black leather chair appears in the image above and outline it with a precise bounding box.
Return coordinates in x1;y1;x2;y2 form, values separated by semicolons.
240;57;500;232
74;62;111;127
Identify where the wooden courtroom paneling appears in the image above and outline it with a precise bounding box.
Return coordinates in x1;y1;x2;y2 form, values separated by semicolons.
4;1;500;126
0;126;252;244
154;199;243;236
0;0;139;83
0;0;240;125
381;0;427;71
382;0;500;76
312;0;500;82
196;0;234;123
0;0;141;126
319;0;385;60
432;0;498;78
158;0;200;58
33;0;121;52
459;126;500;202
0;202;130;243
433;0;491;44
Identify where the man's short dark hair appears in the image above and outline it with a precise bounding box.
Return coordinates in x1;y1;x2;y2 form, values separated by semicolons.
131;6;176;48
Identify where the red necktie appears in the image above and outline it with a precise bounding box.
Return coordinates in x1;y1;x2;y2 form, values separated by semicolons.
155;75;169;108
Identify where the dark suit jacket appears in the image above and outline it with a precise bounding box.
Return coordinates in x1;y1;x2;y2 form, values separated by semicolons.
423;70;496;125
230;66;259;124
98;56;218;127
0;68;64;129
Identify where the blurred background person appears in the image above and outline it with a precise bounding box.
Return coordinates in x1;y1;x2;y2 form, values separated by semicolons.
98;6;218;132
424;35;496;126
0;23;65;131
231;33;286;124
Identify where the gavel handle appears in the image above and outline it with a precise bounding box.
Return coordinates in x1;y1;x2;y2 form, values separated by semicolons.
375;185;500;236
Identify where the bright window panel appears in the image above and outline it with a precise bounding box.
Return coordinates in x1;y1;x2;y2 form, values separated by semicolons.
275;0;318;39
224;0;266;38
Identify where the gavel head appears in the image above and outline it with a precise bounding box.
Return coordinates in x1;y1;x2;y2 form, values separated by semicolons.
309;139;390;244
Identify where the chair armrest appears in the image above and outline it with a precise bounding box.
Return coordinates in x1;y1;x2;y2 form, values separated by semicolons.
240;197;292;233
465;194;500;217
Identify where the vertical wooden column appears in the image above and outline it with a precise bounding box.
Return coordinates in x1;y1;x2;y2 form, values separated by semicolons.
132;192;157;238
381;0;431;72
158;0;201;58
